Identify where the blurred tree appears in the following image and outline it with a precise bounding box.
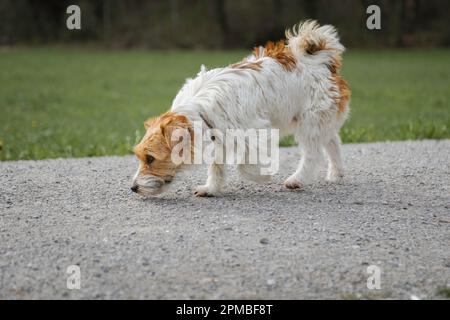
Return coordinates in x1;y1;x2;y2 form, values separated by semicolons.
0;0;448;48
398;0;417;46
213;0;230;47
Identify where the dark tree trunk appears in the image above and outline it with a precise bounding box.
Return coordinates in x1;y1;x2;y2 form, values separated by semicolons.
398;0;417;46
214;0;230;47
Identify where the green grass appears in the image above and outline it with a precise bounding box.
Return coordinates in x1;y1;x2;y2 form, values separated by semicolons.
0;47;449;160
437;286;450;299
341;290;393;300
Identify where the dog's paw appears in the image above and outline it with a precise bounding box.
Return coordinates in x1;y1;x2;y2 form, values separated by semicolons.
326;171;344;182
283;177;303;189
194;185;216;197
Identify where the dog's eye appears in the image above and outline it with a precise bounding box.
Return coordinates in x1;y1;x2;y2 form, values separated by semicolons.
146;155;155;164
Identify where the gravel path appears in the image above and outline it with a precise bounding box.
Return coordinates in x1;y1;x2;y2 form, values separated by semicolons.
1;140;449;299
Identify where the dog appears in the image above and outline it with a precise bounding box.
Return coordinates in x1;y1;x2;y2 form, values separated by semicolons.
131;20;350;197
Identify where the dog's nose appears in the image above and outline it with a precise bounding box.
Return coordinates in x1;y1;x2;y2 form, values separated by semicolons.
131;185;139;193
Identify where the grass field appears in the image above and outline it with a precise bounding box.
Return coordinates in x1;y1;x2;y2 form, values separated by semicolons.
0;48;449;160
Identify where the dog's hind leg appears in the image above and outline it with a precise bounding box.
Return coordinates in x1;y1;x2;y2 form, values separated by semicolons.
194;163;225;197
284;141;322;189
323;133;344;182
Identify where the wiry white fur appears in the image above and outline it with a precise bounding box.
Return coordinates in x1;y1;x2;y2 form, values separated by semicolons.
286;20;345;56
171;20;349;196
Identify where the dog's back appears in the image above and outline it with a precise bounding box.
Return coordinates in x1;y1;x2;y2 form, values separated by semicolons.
172;20;349;139
247;20;349;130
286;20;350;117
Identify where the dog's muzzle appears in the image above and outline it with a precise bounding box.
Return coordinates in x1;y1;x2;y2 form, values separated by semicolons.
131;174;165;196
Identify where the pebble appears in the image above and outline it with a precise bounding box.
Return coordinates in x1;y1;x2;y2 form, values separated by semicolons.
267;279;276;286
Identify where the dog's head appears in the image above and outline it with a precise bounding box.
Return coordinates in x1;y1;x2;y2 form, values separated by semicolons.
131;112;193;196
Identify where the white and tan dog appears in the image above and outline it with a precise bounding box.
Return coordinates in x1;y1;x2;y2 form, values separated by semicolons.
132;20;350;197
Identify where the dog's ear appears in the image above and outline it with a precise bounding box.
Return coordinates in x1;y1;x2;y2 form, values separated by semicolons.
160;113;191;133
144;117;156;129
159;113;193;148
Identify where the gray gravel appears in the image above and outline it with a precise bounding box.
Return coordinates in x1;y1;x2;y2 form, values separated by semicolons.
1;140;449;299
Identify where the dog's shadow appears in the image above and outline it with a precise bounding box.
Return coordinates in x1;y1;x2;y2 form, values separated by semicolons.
133;178;380;215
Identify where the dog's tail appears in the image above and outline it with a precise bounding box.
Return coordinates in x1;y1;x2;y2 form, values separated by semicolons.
286;20;344;64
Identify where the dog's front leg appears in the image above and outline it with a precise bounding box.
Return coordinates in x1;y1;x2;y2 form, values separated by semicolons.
284;144;321;189
194;163;225;197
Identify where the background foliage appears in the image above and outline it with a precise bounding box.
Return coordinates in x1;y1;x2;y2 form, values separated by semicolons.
1;0;449;48
0;1;449;160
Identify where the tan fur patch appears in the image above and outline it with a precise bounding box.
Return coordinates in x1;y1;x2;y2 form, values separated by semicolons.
326;55;350;114
252;41;296;71
134;112;193;180
327;56;342;74
230;59;263;71
331;75;350;114
301;38;327;55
